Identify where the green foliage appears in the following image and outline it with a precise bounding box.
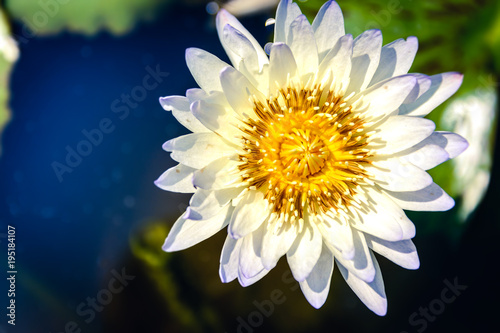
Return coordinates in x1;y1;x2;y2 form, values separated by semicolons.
5;0;172;36
0;8;18;155
300;0;498;84
0;58;12;155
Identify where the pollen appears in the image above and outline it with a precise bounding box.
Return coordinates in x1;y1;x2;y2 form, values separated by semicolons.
238;84;373;224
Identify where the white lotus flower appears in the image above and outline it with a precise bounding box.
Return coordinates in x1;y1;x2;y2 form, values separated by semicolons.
155;0;468;315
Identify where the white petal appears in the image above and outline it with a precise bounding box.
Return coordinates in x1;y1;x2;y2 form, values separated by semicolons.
318;213;355;260
261;223;297;270
366;235;419;270
369;116;435;155
347;29;382;94
229;190;269;239
185;48;230;93
318;34;353;89
274;0;302;44
220;24;270;92
332;228;375;282
397;137;450;171
287;14;318;77
186;88;208;103
269;42;298;91
358;75;417;119
190;92;241;138
159;95;208;133
185;187;244;220
220;66;265;119
399;72;464;117
238;267;270;287
400;74;432;106
216;9;268;70
299;243;334;309
222;24;260;72
163;132;233;169
239;231;265;278
287;222;323;282
355;187;415;240
337;253;387;316
350;207;403;243
155;163;196;193
434;132;469;159
396;131;467;170
162;204;232;252
220;235;241;283
369;37;418;86
368;158;433;192
192;157;241;190
312;0;345;62
250;219;267;257
384;182;455;211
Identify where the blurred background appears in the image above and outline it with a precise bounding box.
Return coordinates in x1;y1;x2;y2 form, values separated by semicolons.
0;0;498;332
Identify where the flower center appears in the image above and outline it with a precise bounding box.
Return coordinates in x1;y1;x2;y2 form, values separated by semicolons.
279;127;328;177
238;85;372;224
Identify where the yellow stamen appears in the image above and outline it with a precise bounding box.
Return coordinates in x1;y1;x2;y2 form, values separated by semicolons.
238;84;373;224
